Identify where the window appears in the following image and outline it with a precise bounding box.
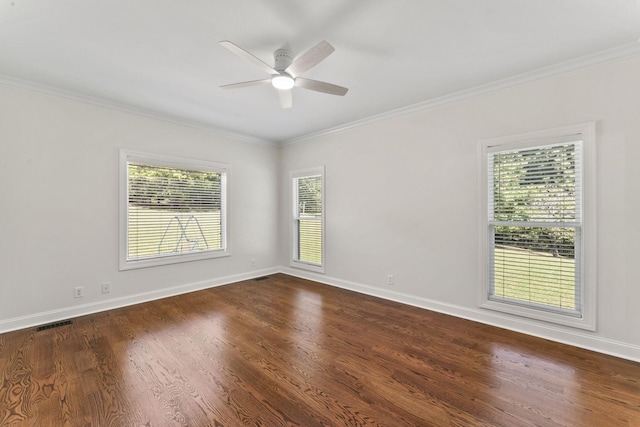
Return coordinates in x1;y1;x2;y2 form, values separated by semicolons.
120;150;229;270
479;123;596;330
291;167;324;272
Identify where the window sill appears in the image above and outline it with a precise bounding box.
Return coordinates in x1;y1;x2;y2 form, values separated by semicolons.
119;250;230;271
479;299;595;331
290;260;325;274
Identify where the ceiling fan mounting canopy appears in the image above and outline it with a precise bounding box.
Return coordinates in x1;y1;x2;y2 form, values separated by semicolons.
273;48;293;71
220;40;349;109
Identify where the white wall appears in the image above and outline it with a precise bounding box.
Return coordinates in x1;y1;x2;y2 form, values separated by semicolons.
0;85;280;331
2;54;639;362
279;55;640;361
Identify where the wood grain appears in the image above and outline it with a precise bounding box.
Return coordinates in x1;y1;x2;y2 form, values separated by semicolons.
1;274;639;426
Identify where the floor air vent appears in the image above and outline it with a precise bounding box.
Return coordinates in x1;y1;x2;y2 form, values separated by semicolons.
254;276;270;281
36;320;73;331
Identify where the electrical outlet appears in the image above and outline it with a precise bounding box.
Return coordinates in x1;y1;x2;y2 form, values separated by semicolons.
387;274;394;286
101;282;111;294
251;258;256;267
74;286;84;298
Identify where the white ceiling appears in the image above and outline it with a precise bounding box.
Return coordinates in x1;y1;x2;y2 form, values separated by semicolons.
2;1;640;143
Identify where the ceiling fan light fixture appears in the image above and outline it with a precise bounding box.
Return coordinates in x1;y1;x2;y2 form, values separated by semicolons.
272;74;295;90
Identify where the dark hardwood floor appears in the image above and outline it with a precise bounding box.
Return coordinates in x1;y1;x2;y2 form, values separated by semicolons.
1;274;639;426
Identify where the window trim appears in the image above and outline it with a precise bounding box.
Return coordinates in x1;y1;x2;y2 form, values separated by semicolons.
290;166;325;273
119;149;230;271
478;123;596;330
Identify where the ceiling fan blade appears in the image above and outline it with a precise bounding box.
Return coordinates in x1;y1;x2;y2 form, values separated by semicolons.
278;89;293;109
285;40;335;77
220;40;279;75
296;77;348;96
220;79;271;89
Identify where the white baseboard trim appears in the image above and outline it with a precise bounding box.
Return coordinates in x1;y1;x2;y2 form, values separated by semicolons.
4;266;639;363
0;267;279;334
280;267;640;363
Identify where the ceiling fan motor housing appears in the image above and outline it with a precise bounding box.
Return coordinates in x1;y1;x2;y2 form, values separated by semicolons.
274;49;293;72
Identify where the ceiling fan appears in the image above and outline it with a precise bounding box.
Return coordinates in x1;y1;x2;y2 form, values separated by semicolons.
219;40;348;109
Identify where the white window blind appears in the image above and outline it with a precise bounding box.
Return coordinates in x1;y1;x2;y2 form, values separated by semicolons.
120;150;228;269
292;170;324;270
488;140;582;316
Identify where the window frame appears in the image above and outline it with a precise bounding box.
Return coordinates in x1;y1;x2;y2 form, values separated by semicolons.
290;166;325;273
119;149;230;270
478;123;596;330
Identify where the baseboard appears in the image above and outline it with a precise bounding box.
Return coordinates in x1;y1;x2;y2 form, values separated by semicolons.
280;267;640;363
5;266;639;363
0;267;279;334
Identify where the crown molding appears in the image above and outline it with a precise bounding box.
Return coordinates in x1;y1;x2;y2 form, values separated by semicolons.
0;74;276;146
280;40;640;146
3;40;640;147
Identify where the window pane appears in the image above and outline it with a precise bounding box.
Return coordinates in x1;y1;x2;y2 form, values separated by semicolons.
297;176;322;216
298;219;322;264
292;171;323;269
491;143;579;223
127;163;224;261
488;140;582;317
491;226;578;313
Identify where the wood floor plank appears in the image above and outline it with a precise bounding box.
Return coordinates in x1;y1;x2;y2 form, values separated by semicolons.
1;273;639;426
